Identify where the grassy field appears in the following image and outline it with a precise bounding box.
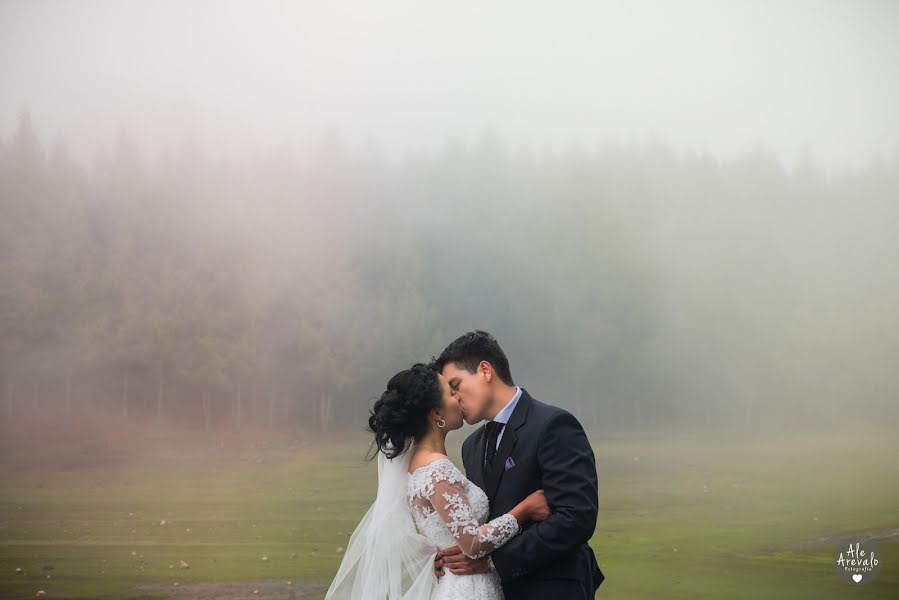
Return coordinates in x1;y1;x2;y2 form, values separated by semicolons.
0;423;896;599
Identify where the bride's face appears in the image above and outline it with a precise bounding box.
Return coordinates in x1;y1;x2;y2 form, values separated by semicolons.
436;373;465;430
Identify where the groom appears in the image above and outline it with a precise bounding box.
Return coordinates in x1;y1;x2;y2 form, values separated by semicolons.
431;330;604;599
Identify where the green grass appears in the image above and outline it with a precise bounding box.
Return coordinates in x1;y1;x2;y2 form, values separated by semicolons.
1;425;897;598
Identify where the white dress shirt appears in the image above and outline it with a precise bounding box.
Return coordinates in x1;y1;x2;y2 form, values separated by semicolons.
489;386;521;450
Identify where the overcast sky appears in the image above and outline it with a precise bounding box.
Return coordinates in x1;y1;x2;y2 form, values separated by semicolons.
2;0;897;171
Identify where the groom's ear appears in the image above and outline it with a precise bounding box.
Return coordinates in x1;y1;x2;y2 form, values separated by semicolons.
479;360;493;383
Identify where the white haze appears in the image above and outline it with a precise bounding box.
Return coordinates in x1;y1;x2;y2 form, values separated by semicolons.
1;0;898;172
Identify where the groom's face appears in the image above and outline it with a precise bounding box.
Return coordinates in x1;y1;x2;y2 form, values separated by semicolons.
441;361;491;425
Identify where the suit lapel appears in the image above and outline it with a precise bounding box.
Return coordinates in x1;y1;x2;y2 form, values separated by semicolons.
485;389;532;500
485;425;516;500
471;424;487;490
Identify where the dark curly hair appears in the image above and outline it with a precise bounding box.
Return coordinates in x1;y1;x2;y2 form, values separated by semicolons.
366;362;443;460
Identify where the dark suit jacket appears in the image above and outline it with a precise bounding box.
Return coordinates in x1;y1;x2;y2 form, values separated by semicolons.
462;388;605;599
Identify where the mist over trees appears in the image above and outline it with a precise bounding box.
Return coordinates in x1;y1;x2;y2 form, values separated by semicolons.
2;109;897;435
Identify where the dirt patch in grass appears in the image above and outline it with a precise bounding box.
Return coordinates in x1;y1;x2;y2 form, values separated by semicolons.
131;579;326;599
0;580;326;600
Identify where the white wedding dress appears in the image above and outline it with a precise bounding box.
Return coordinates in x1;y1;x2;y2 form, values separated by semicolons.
324;444;519;600
407;457;519;600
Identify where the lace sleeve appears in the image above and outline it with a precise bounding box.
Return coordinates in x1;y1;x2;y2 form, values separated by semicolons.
422;460;521;559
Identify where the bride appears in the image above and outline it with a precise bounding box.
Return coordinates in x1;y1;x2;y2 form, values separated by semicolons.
324;362;550;600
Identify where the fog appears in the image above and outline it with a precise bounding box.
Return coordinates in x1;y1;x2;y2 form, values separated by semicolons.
3;4;899;599
1;0;898;439
3;0;899;171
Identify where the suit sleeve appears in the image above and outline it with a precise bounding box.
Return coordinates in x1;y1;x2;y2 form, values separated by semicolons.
489;410;598;583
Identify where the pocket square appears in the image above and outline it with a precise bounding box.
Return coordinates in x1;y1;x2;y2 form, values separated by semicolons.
504;456;516;471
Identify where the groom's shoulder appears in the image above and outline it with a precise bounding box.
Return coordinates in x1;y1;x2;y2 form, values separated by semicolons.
525;391;585;429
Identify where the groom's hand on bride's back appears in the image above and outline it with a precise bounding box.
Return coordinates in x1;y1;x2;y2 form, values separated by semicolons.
433;545;490;576
433;548;446;577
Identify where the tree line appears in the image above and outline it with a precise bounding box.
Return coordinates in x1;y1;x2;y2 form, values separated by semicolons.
2;109;897;434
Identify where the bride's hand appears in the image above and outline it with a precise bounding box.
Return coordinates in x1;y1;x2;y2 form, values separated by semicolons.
525;489;551;521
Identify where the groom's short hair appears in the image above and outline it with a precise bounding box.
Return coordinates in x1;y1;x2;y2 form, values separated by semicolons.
432;330;514;386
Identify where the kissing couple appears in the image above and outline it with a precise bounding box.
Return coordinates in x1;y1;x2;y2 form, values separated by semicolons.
325;330;604;599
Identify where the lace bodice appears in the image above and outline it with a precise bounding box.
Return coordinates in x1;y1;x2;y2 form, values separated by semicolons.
406;457;520;559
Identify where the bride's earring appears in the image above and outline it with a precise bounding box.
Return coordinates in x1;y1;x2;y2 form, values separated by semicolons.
436;417;446;428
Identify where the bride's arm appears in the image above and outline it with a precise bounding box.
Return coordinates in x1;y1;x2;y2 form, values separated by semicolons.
420;462;548;561
428;473;523;559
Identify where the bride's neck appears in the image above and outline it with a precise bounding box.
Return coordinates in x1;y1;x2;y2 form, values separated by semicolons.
414;431;447;455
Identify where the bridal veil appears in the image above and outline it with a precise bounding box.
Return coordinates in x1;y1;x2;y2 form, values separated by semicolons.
324;439;439;599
